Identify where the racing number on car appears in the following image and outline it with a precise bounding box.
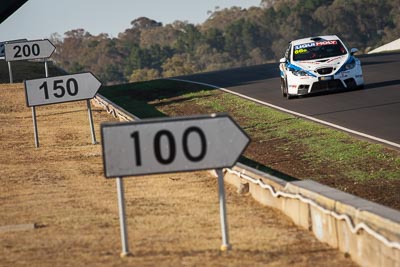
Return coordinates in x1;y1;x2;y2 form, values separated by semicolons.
130;126;207;166
295;48;308;54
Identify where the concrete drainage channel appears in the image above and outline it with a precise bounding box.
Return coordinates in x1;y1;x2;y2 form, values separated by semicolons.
92;94;400;267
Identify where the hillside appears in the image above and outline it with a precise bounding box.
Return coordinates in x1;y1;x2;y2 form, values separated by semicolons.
49;0;400;84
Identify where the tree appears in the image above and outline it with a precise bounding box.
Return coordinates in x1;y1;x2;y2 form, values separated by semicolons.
204;28;225;51
174;24;203;54
162;54;198;77
129;68;161;82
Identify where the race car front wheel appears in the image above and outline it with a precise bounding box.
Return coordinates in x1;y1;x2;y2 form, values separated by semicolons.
281;78;292;99
281;78;287;97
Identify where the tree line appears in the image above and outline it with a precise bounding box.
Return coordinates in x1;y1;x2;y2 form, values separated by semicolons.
50;0;400;84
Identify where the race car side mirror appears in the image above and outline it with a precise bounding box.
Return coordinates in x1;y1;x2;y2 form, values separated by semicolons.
350;48;358;55
279;58;287;63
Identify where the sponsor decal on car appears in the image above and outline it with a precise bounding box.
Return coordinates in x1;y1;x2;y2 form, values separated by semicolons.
315;40;337;46
326;56;343;63
294;43;316;49
294;40;338;50
298;61;321;65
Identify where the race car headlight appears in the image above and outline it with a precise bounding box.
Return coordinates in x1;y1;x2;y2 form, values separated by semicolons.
291;69;310;76
344;61;356;70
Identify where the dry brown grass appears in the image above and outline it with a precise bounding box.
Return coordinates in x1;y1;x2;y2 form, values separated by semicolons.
0;83;356;266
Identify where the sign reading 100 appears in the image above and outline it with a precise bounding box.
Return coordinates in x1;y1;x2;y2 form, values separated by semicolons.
130;126;207;166
101;115;250;178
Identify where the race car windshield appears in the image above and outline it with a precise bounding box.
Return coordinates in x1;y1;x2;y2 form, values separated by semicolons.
292;40;347;61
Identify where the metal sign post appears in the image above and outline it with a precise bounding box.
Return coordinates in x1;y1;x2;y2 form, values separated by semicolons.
8;61;13;83
216;168;231;251
101;114;250;256
44;58;49;78
24;72;102;147
116;177;131;257
32;106;39;148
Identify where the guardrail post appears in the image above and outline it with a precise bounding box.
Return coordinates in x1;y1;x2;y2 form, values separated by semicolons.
86;99;96;144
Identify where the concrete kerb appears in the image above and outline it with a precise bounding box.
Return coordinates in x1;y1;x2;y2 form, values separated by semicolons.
92;93;400;267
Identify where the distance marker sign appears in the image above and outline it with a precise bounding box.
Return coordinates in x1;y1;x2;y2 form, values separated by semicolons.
101;114;250;178
0;42;5;57
24;72;102;107
0;39;28;57
4;39;55;61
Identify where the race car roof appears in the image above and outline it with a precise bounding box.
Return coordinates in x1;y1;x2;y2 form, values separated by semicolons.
0;0;28;24
291;35;340;46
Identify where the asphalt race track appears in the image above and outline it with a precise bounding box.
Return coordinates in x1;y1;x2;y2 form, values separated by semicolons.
177;52;400;148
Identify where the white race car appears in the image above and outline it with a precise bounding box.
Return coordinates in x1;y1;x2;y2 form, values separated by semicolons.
279;35;364;99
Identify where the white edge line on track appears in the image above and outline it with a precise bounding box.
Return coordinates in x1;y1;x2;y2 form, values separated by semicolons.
168;78;400;149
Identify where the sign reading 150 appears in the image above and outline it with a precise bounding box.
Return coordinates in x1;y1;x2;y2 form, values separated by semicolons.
39;78;78;99
130;126;207;166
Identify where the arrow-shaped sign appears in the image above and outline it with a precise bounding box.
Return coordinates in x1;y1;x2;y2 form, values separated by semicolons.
24;72;102;107
0;42;4;57
101;114;250;178
5;39;55;61
0;39;28;57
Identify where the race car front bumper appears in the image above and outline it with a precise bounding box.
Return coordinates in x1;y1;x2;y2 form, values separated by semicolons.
287;72;364;96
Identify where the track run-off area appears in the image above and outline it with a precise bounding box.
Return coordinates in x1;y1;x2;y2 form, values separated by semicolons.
0;83;357;266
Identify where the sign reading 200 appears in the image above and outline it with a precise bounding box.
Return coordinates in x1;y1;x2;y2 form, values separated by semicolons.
13;43;40;58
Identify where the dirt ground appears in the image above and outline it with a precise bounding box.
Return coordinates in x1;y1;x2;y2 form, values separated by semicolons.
0;83;357;266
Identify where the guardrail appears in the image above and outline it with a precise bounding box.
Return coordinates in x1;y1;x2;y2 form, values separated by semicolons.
92;94;400;267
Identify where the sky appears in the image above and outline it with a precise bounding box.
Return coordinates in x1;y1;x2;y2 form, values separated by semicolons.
0;0;261;41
